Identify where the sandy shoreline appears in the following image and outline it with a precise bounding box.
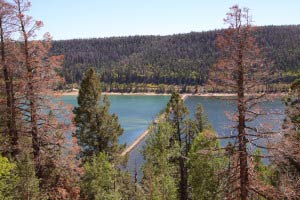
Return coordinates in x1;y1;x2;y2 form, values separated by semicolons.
57;91;236;97
56;89;237;96
57;91;287;97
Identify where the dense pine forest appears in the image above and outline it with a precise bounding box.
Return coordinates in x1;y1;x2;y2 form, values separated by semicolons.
1;0;300;199
52;25;300;86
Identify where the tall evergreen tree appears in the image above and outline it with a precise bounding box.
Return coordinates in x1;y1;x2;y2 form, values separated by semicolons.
188;129;225;200
188;104;226;200
165;92;189;200
73;68;124;161
81;152;121;200
141;122;178;200
74;68;139;199
15;152;41;200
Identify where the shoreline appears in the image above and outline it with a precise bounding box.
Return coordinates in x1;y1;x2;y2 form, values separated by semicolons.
57;91;287;97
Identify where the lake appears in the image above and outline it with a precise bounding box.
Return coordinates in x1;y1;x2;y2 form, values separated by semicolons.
61;95;170;145
61;95;285;178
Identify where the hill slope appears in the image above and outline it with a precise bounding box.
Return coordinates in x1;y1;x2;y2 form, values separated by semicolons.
51;25;300;85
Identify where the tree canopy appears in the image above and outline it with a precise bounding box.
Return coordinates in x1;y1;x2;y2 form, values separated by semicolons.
51;25;300;86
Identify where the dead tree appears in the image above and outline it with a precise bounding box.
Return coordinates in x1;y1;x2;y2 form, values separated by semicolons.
272;79;300;199
0;0;20;156
209;5;281;199
0;0;81;197
13;0;66;179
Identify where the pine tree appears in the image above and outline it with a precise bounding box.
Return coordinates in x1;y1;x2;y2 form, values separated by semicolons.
188;105;226;200
141;122;178;200
13;0;69;184
15;152;41;200
209;5;278;199
0;0;81;198
0;0;20;157
74;68;137;199
165;91;189;200
81;152;121;200
188;129;225;200
195;104;211;132
73;68;124;161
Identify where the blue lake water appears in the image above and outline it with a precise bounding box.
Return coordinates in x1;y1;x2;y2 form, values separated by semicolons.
61;95;170;145
127;96;285;178
185;96;285;145
61;95;285;178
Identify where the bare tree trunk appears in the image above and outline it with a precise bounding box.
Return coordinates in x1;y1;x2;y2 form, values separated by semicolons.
176;119;188;200
179;157;188;200
237;49;249;200
0;17;19;157
16;0;40;177
24;28;40;173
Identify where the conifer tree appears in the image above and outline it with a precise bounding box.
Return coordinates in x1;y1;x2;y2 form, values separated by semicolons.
13;0;72;186
188;105;226;200
81;152;137;200
0;0;20;157
15;152;41;200
0;0;81;198
142;122;178;200
81;152;121;200
188;130;225;200
209;5;278;199
195;104;210;132
252;149;273;185
73;68;124;161
74;68;138;199
165;91;189;200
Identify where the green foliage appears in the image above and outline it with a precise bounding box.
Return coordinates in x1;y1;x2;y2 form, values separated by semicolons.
81;153;121;200
165;92;189;124
15;153;41;200
142;122;178;200
142;100;226;199
73;68;124;161
52;25;300;86
115;169;140;200
253;149;273;185
0;154;39;200
188;129;226;200
195;104;211;132
0;154;40;200
165;92;190;199
82;152;137;200
0;155;18;200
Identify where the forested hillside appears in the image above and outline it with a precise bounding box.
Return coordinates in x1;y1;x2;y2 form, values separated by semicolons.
51;25;300;85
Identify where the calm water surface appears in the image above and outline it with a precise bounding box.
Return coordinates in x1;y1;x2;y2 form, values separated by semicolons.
61;95;285;178
61;95;170;145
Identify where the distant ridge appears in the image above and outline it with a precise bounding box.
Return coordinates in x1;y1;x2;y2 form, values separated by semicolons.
51;25;300;85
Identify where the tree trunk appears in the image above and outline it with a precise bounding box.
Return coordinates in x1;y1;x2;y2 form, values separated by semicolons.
179;157;188;200
176;118;188;200
0;18;18;157
18;7;40;177
237;48;249;200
